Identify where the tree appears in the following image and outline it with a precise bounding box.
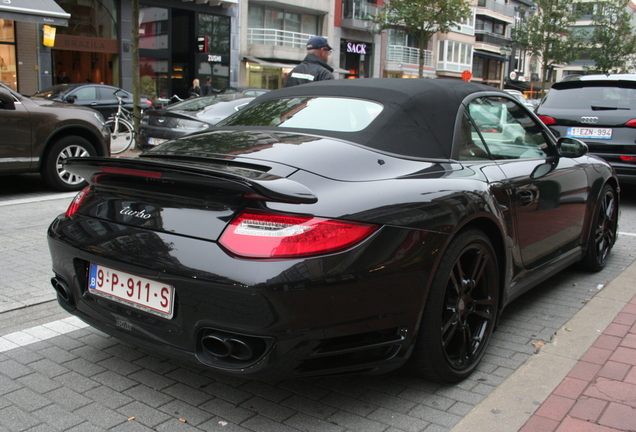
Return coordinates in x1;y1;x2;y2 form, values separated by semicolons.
375;0;472;78
513;0;585;92
131;0;141;149
586;0;636;74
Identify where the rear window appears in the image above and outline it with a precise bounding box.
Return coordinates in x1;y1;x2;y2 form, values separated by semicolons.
542;84;636;110
218;97;383;132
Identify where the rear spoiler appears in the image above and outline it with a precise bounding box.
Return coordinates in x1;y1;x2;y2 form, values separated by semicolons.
64;157;318;204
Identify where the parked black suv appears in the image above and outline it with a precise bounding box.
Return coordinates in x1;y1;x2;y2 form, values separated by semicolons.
0;83;110;191
536;74;636;184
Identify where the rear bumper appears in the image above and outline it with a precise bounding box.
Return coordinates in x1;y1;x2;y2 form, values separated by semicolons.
47;216;443;379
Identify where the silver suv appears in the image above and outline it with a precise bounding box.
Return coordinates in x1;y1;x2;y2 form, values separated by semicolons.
536;74;636;184
0;83;109;191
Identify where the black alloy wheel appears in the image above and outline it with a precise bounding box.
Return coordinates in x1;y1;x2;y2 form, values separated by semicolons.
408;229;499;383
581;184;618;272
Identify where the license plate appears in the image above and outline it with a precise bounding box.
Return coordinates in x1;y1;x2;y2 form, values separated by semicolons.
567;127;612;140
88;264;174;319
148;137;168;146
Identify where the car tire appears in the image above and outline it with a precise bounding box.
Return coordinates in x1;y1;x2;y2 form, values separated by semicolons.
407;229;499;383
41;136;96;192
580;184;618;272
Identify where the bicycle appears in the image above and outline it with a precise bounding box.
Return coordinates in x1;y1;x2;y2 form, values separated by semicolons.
105;89;141;154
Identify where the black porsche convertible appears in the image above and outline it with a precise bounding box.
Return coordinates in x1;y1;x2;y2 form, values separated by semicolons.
47;78;619;383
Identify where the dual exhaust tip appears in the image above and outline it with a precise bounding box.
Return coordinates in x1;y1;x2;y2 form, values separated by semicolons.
199;330;268;365
51;277;75;310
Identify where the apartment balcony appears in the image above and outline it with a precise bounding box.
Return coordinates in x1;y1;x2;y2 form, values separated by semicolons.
341;0;379;31
474;31;511;54
476;0;514;23
248;28;315;48
386;45;433;67
247;28;315;61
385;45;435;76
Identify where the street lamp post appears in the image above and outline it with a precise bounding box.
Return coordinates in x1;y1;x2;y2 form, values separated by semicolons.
363;14;381;78
499;45;512;89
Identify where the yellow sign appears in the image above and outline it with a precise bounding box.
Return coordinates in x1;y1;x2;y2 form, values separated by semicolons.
42;25;56;47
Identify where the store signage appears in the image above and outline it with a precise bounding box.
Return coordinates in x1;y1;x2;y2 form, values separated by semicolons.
207;55;222;62
347;42;369;55
54;35;118;54
197;36;209;53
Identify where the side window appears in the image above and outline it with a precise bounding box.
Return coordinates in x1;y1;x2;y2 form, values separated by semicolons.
468;97;551;160
457;112;491;161
73;86;98;101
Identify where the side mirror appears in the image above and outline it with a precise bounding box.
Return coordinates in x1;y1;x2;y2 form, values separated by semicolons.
0;88;16;110
557;137;588;158
64;94;77;103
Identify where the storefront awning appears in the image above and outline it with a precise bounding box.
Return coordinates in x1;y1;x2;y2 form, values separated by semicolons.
190;0;238;8
245;56;350;75
0;0;70;26
245;56;298;69
474;52;507;62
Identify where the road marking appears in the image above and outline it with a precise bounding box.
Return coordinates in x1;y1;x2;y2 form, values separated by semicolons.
0;193;76;207
619;232;636;237
0;317;89;352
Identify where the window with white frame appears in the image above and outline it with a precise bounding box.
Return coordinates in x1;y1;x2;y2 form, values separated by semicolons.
248;5;320;34
453;8;475;35
388;28;419;48
438;40;472;72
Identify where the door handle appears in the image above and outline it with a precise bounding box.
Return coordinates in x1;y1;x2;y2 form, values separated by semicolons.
517;190;534;206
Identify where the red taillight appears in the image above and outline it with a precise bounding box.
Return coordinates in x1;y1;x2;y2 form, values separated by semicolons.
624;119;636;128
537;115;556;126
65;186;90;217
219;210;378;258
619;155;636;162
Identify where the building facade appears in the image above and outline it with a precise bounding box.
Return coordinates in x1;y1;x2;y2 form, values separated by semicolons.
2;0;238;101
2;0;546;98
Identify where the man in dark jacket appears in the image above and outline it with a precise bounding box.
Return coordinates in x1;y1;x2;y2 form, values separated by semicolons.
202;76;213;96
284;36;334;87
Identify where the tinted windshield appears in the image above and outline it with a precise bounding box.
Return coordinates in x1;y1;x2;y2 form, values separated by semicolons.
219;97;383;132
542;85;636;110
32;85;74;99
165;94;246;112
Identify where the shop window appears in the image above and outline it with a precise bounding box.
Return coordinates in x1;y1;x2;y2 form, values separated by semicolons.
140;7;169;50
199;14;230;55
248;64;283;90
0;19;16;90
140;57;169;102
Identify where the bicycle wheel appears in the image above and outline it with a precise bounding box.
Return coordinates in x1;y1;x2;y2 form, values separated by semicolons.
105;118;135;154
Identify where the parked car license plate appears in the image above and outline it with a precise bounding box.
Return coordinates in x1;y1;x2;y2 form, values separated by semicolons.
567;127;612;140
88;263;174;319
148;137;168;146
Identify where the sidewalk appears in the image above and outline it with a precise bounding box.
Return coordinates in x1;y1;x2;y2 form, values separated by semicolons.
451;260;636;432
521;292;636;432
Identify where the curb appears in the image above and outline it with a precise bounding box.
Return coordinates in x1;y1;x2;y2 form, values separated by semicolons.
450;259;636;432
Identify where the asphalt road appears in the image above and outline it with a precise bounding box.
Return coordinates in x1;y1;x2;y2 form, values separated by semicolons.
1;172;636;432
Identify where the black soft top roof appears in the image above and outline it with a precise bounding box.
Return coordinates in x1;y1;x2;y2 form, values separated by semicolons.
242;78;504;159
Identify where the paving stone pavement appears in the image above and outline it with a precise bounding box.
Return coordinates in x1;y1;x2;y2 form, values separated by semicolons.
1;180;636;431
519;293;636;432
